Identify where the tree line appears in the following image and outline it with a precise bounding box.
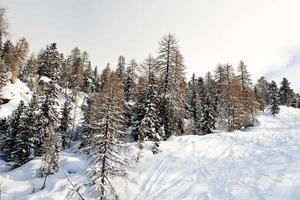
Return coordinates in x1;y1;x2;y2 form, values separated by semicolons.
0;7;299;199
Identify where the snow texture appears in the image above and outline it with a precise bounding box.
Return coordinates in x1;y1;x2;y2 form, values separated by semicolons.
0;107;299;199
0;79;32;119
1;80;300;199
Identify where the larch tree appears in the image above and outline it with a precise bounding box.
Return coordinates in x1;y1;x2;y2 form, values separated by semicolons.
0;8;8;52
157;34;187;138
99;64;112;92
84;72;128;200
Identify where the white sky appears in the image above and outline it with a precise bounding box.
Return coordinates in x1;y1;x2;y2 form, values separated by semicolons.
1;0;300;91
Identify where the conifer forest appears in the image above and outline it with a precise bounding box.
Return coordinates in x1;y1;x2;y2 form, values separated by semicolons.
0;4;300;200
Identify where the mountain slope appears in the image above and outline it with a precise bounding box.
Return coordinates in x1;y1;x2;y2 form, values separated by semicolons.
0;107;300;199
119;106;300;200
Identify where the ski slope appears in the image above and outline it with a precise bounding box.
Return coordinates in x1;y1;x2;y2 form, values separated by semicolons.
0;106;300;199
118;106;300;200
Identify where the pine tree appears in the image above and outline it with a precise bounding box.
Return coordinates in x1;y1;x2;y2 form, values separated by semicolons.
0;118;9;153
2;101;25;161
255;76;270;111
0;59;7;94
115;56;126;81
137;73;163;142
85;72;128;199
93;66;101;92
214;64;228;130
124;59;137;102
269;81;280;115
201;97;216;134
59;97;72;148
79;93;94;153
279;77;294;106
83;61;95;94
204;72;217;122
187;73;202;134
11;104;36;167
37;43;62;81
37;81;62;178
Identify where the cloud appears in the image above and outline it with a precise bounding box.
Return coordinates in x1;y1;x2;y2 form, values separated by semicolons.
2;0;300;91
266;51;300;92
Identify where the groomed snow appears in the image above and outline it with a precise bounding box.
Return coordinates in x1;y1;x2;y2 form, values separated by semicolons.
1;106;300;199
121;107;300;200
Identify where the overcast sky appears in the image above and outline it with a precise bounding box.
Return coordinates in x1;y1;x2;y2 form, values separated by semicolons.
1;0;300;91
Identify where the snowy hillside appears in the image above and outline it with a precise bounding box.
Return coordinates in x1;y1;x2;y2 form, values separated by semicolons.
0;106;300;200
0;79;32;119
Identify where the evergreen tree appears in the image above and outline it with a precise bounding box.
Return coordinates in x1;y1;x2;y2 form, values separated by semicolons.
0;118;9;153
269;81;280;115
214;64;228;130
137;73;163;142
37;81;62;177
279;77;294;106
59;97;72;148
124;59;137;102
93;66;101;92
83;61;95;94
2;101;25;161
37;43;62;81
187;73;202;134
255;76;270;111
115;56;126;81
79;93;94;153
11;103;36;167
201;97;216;134
0;59;7;93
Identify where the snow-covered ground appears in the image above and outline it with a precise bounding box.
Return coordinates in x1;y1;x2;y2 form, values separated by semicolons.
0;79;32;119
0;106;300;199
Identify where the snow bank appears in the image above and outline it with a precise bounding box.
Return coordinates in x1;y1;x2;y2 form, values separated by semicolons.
0;79;32;119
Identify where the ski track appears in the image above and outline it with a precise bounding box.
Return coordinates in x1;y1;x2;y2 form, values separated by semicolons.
125;107;300;200
1;107;300;199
